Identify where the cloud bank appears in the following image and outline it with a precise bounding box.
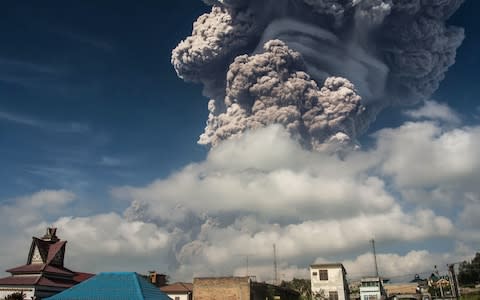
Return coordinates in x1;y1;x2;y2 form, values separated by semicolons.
1;103;479;280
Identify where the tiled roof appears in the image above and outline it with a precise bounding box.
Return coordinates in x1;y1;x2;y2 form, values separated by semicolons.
73;272;95;283
27;237;66;266
0;275;78;288
0;276;40;286
46;241;66;265
6;264;75;276
45;272;172;300
160;282;193;293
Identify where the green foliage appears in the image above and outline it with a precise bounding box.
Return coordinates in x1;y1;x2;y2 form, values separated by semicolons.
280;278;328;300
460;294;480;300
281;278;312;300
459;252;480;286
3;292;25;300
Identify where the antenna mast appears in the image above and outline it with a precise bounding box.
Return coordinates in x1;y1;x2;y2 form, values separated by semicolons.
273;244;278;285
371;239;379;277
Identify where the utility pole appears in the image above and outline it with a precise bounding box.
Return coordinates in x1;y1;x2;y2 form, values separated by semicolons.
435;265;444;298
237;254;251;277
448;263;460;299
371;239;379;278
273;244;278;285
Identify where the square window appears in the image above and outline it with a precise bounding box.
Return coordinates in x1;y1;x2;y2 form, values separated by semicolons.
319;270;328;281
329;291;338;300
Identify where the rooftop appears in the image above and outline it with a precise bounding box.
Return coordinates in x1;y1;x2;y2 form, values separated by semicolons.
310;263;347;273
160;282;193;293
45;272;171;300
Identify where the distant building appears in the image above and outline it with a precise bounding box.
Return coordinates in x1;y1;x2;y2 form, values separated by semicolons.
0;228;93;300
160;282;193;300
384;283;431;300
383;283;418;297
359;277;387;300
193;276;299;300
310;263;350;300
45;272;171;300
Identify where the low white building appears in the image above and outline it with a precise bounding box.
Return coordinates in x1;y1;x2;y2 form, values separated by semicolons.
310;263;350;300
359;277;386;300
160;282;193;300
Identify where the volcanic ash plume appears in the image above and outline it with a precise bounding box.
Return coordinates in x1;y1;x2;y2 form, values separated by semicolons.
172;0;465;150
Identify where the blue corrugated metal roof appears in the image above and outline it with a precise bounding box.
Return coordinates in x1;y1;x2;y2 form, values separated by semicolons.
45;272;172;300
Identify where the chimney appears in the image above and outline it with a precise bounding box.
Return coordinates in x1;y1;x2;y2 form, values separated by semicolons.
148;271;167;287
149;271;157;284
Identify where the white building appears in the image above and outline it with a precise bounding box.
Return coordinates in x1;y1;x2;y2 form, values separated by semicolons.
160;282;193;300
359;277;386;300
310;263;350;300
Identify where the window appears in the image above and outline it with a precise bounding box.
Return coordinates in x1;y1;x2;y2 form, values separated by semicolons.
319;270;328;281
329;291;338;300
312;272;318;276
364;295;378;300
175;297;180;300
362;281;379;287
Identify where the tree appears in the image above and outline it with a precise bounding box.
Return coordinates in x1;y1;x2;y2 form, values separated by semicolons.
458;252;480;286
281;278;313;300
280;278;330;300
3;292;25;300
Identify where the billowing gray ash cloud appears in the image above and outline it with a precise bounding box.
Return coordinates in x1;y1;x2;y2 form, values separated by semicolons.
172;0;464;150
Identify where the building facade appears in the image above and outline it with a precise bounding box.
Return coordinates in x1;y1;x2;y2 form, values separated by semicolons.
160;282;193;300
193;276;299;300
359;277;386;300
0;228;93;300
310;263;350;300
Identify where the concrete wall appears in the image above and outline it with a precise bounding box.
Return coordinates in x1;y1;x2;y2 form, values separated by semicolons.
193;277;251;300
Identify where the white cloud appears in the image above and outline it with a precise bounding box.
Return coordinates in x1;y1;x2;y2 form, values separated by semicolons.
375;122;480;189
404;100;461;124
342;250;470;282
21;189;76;207
0;109;90;133
0;190;171;276
1;189;75;227
115;127;397;222
49;213;170;256
2;119;480;282
459;200;480;229
113;123;480;280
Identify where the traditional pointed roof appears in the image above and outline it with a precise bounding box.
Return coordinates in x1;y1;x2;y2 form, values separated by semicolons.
45;272;172;300
0;227;93;292
7;228;70;276
25;228;66;267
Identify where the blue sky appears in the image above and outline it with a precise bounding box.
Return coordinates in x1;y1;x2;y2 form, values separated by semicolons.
0;1;210;209
0;1;479;282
